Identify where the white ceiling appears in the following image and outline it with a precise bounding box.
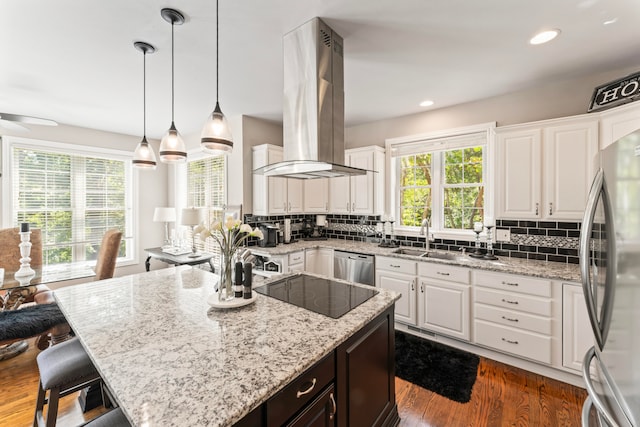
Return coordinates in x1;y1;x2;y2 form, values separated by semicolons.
1;0;639;139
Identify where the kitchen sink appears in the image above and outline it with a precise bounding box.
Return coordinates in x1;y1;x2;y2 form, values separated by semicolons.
392;248;427;257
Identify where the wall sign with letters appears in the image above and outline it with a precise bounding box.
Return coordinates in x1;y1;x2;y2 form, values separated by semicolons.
588;71;640;112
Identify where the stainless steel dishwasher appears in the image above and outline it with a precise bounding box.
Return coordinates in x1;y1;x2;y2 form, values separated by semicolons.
333;250;375;286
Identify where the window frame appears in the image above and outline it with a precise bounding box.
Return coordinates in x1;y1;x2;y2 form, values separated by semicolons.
1;136;138;267
385;122;496;241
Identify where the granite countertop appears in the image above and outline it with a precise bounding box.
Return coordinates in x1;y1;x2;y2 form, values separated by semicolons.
54;267;399;427
249;239;582;283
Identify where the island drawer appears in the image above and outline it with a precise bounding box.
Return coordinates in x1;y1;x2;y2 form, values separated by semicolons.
474;320;552;364
474;271;551;297
266;352;335;426
376;256;416;274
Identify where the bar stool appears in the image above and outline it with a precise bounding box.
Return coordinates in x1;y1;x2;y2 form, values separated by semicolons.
33;338;102;427
83;407;131;427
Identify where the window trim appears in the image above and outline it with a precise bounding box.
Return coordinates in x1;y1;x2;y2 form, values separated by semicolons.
385;122;496;241
1;136;139;267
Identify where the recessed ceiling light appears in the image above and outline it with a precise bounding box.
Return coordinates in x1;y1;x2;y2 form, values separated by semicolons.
529;29;561;45
419;100;434;107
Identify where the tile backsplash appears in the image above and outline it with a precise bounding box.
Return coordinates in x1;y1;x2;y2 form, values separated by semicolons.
245;214;580;264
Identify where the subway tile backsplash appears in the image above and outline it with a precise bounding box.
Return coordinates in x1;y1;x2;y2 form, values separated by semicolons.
244;214;581;265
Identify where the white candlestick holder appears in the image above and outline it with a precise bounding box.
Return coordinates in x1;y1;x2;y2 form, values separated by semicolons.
14;231;36;277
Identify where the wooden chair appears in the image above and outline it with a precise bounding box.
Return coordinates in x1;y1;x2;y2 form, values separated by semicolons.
94;229;123;281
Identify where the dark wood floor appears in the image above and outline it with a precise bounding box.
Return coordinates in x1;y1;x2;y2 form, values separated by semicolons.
1;339;586;426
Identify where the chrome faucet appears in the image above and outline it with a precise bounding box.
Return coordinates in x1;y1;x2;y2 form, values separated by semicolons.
419;218;431;252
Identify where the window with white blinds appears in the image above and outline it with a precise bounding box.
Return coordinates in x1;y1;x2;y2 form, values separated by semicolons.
9;142;132;266
187;155;226;259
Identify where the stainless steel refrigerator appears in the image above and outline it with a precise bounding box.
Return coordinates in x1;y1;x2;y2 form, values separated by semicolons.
580;129;640;426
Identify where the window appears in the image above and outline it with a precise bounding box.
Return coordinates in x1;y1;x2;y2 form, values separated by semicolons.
187;155;226;259
388;124;493;235
4;138;133;266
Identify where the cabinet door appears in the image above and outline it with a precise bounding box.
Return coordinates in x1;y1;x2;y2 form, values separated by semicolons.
417;279;470;341
287;178;304;213
599;102;640;149
286;384;336;427
348;151;375;215
544;120;598;220
304;178;329;213
305;249;318;274
496;128;542;219
329;176;350;214
562;283;592;372
376;270;416;325
267;149;288;214
316;248;334;278
336;309;396;427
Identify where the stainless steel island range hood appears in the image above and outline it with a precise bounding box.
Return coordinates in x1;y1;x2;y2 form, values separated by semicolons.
254;18;368;179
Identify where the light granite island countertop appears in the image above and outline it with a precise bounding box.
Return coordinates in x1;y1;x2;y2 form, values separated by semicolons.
54;266;399;427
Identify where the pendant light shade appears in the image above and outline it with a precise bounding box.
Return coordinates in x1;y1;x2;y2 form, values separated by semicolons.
201;0;233;155
132;41;157;170
159;8;187;164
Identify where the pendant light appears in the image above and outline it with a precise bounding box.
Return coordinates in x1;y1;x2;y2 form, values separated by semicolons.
132;41;157;170
159;8;187;163
200;0;233;155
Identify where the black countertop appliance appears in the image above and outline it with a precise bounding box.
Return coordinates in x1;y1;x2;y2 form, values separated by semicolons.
258;223;278;247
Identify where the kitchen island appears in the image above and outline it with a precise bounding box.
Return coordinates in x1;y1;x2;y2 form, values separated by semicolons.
53;266;400;426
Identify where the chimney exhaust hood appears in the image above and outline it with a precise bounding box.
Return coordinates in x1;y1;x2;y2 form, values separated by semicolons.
253;18;369;179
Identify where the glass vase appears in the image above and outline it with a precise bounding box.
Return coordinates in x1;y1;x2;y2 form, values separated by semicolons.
218;249;236;302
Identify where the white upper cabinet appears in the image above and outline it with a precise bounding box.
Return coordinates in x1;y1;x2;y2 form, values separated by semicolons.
252;144;303;216
329;146;385;215
303;178;329;213
496;116;598;220
599;101;640;149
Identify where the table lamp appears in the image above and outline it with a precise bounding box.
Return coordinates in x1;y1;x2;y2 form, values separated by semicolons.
153;207;176;246
181;207;202;258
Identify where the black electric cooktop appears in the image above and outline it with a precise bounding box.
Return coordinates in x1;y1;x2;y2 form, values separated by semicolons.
254;274;378;319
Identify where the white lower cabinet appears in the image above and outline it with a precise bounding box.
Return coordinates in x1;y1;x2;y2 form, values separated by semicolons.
417;263;470;341
288;251;305;273
304;248;334;277
562;282;592;372
375;256;417;325
473;271;554;365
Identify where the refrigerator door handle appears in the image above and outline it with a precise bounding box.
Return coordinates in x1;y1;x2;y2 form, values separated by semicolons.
582;346;619;427
582;396;594;427
580;169;615;350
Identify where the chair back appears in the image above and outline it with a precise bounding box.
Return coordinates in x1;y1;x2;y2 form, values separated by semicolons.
94;229;123;281
0;227;43;271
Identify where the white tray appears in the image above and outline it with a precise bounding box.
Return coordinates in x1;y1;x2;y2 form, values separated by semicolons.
207;291;257;309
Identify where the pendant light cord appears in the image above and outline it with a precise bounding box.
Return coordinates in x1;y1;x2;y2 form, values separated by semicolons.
216;0;219;104
143;49;147;138
171;20;175;122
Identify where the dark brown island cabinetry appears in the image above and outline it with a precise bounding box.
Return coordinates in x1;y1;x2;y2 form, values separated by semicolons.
235;306;399;427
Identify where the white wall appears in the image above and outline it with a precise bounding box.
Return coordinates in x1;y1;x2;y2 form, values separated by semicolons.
0;123;169;279
346;63;640;149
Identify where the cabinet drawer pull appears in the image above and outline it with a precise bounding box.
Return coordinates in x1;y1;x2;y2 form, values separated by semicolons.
296;378;317;398
411;280;415;291
535;202;539;215
329;392;336;420
501;281;518;286
436;272;450;276
501;298;519;305
420;283;424;293
390;264;401;268
501;338;519;345
501;315;519;322
549;202;553;216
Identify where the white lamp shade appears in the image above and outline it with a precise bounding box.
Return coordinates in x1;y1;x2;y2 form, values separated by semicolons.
181;207;202;226
159;122;187;163
201;102;233;154
133;137;157;170
153;207;176;222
